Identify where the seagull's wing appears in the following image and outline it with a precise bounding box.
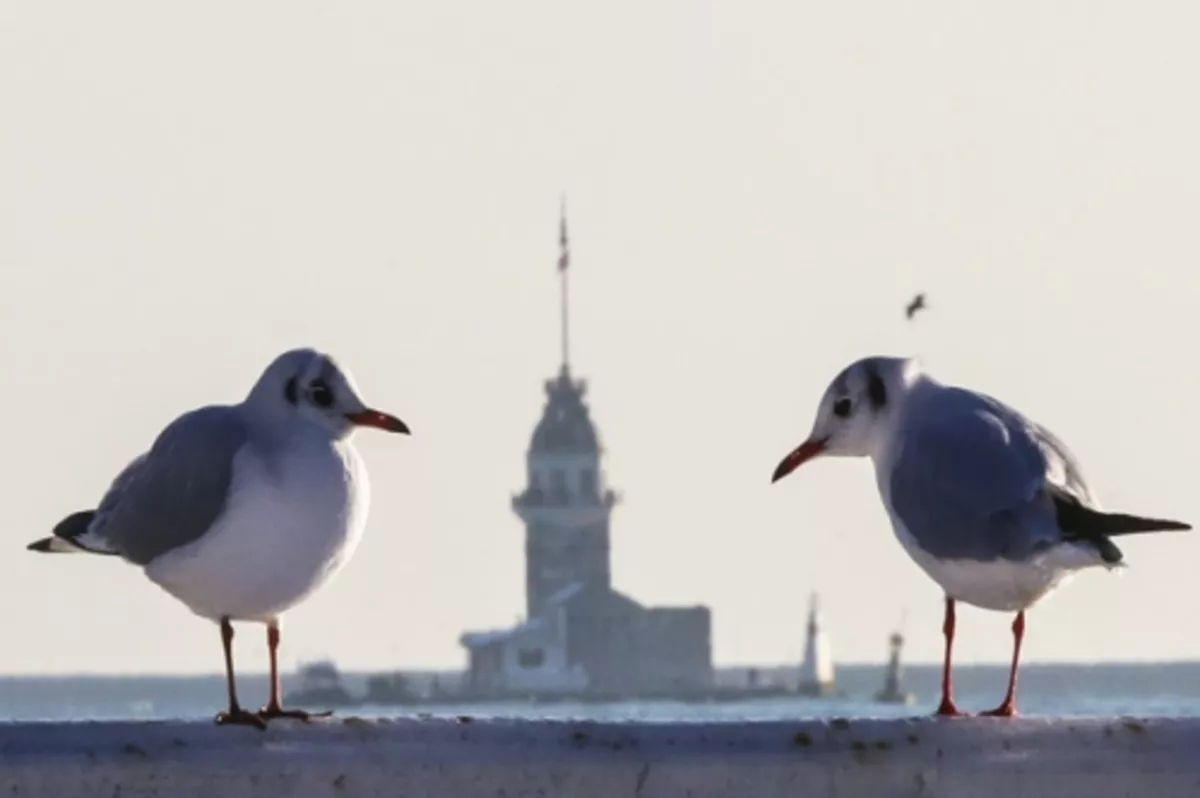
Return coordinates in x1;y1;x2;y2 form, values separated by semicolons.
888;387;1067;562
1023;417;1098;507
83;406;250;565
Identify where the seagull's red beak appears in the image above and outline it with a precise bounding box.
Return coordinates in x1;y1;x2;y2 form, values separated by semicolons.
771;437;827;483
345;409;410;434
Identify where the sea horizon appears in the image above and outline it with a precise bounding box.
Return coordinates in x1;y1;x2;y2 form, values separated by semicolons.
3;661;1198;723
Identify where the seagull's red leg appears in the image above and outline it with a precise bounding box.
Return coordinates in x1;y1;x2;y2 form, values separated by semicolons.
258;621;332;721
214;617;266;729
981;610;1025;717
934;597;963;716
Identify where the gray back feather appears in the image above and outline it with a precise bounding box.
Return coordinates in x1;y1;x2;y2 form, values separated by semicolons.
888;387;1079;562
88;406;249;565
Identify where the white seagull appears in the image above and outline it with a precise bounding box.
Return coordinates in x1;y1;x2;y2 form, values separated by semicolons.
28;348;409;728
771;355;1189;716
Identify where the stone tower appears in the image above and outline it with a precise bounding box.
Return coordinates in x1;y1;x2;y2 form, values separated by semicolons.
797;592;837;696
510;203;620;618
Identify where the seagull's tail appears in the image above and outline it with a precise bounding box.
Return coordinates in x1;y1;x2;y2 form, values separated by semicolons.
1053;494;1189;565
26;537;77;553
26;511;117;557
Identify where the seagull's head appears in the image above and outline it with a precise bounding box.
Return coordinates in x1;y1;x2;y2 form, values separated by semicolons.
247;348;410;440
771;356;918;483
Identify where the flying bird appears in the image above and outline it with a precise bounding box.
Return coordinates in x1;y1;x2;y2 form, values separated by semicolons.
905;293;926;320
770;356;1189;716
28;348;410;728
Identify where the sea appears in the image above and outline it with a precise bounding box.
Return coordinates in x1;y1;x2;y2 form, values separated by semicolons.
3;662;1199;722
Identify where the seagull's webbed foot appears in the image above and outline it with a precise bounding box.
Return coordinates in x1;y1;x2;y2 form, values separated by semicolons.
934;698;965;717
257;703;333;722
216;706;268;730
979;702;1018;718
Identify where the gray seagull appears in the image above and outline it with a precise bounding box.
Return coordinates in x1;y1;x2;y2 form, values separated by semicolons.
28;348;410;728
771;356;1189;717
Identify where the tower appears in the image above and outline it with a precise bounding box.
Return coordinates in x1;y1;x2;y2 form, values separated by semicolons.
511;203;620;618
797;593;836;696
875;613;915;704
874;632;908;703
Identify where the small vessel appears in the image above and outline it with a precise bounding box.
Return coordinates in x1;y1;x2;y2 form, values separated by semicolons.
363;671;419;705
284;660;359;709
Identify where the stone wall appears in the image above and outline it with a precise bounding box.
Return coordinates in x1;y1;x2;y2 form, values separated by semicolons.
0;715;1193;797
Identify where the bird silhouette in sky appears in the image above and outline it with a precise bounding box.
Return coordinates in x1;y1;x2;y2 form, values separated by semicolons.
905;293;927;321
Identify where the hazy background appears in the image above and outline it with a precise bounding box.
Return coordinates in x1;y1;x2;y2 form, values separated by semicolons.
1;2;1197;675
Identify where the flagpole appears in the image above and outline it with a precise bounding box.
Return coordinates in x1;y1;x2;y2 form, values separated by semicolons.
561;264;569;371
559;196;570;372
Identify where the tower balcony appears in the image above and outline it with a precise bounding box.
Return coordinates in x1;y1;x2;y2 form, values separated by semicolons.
512;487;620;512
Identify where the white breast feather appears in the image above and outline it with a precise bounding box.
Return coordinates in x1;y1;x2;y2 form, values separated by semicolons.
144;438;369;623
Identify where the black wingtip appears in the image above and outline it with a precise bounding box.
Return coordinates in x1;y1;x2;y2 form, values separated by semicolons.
1123;516;1192;533
1096;537;1124;565
53;510;97;538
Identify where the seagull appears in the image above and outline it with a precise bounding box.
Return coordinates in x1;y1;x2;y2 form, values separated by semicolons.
905;293;926;320
770;356;1189;717
28;348;409;728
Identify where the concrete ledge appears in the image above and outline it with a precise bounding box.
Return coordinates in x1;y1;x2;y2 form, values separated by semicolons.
0;715;1195;797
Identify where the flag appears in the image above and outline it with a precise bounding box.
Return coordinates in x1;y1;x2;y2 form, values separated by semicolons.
557;207;570;272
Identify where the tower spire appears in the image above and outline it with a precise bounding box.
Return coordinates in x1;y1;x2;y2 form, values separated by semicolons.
557;196;570;372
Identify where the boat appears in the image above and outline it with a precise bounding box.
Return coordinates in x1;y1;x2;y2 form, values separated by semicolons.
284;660;359;709
363;671;419;705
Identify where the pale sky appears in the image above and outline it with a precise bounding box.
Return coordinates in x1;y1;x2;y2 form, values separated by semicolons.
2;2;1199;675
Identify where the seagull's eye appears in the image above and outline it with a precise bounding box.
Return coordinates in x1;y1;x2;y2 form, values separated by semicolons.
309;379;335;409
284;377;299;406
832;397;852;418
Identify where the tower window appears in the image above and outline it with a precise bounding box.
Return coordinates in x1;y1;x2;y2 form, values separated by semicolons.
581;469;596;498
517;648;545;669
552;469;567;500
